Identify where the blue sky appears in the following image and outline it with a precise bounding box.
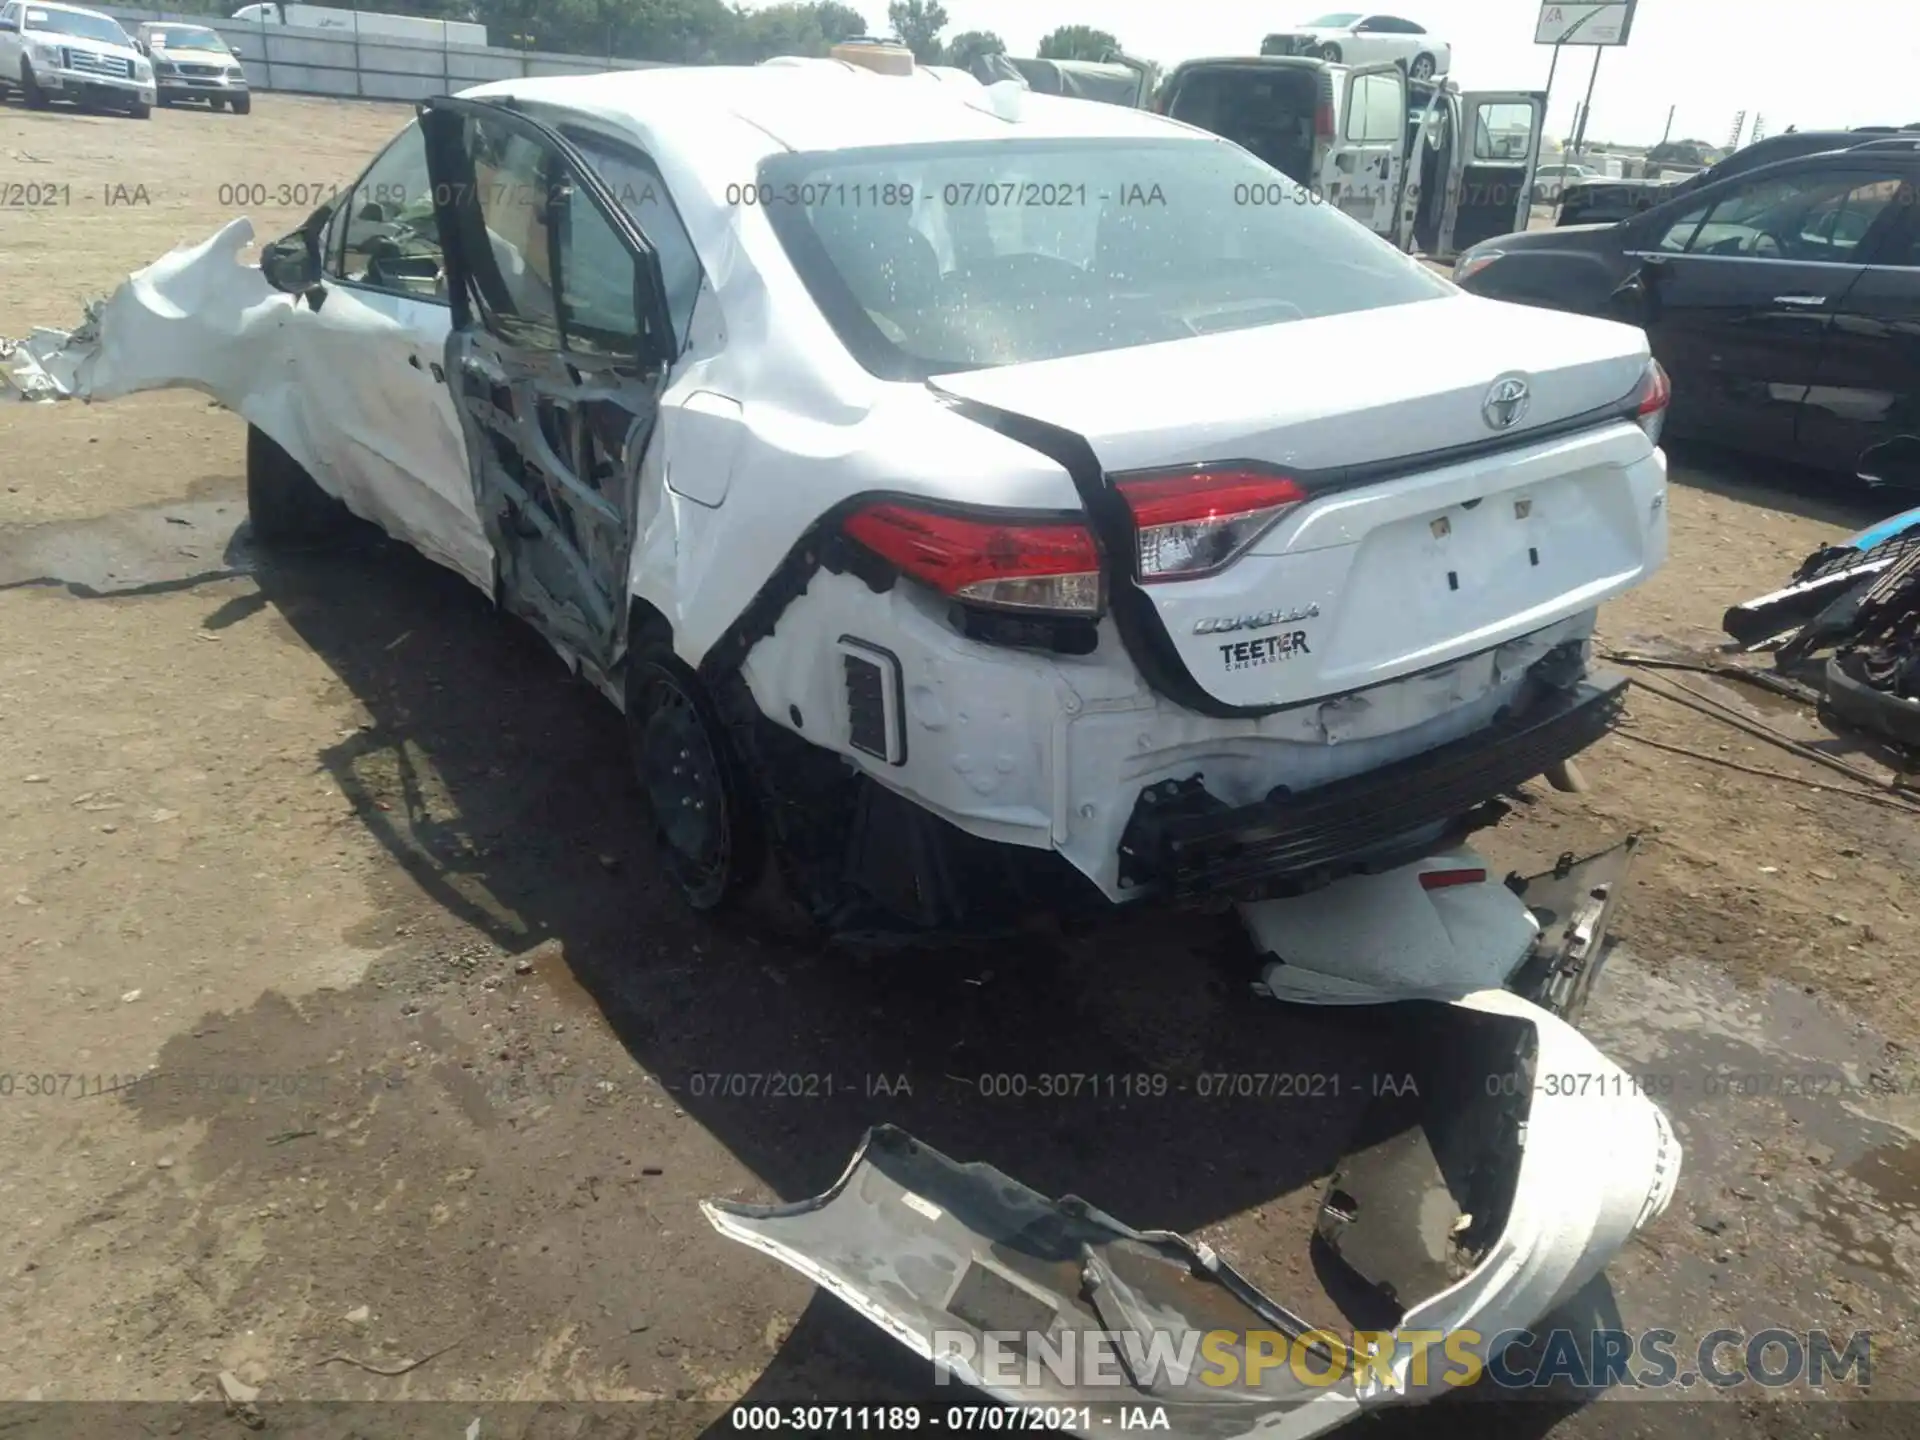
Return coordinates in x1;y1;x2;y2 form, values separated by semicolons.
854;0;1920;146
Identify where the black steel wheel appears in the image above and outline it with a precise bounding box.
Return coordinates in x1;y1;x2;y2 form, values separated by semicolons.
628;644;763;912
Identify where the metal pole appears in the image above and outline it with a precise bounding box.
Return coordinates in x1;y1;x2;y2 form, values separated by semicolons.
1573;45;1602;154
1660;103;1676;146
1543;42;1562;146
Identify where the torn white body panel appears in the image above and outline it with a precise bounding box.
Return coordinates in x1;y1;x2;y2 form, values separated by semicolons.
740;563;1601;898
0;219;492;593
1243;834;1639;1016
1240;843;1542;1004
703;990;1680;1437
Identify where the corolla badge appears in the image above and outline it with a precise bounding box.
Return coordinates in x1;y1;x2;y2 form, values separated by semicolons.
1193;603;1321;636
1482;375;1531;431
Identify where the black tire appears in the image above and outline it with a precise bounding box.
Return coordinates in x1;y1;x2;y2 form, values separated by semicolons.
1318;42;1342;61
1825;656;1920;750
626;641;766;913
129;101;151;119
21;63;49;110
231;94;250;114
245;423;350;546
1410;52;1436;80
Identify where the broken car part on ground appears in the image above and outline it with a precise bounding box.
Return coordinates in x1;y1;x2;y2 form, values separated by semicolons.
3;62;1682;1430
1724;504;1920;749
705;840;1678;1438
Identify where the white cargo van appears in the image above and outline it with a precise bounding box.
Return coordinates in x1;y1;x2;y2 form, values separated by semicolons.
1154;55;1544;262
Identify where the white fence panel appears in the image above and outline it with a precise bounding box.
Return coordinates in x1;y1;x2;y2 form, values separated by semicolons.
96;6;668;100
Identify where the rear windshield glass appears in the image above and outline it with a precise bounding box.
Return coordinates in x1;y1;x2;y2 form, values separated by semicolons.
760;136;1449;379
25;7;130;42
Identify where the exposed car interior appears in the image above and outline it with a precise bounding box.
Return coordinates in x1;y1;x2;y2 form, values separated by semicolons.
766;136;1448;375
1162;65;1320;184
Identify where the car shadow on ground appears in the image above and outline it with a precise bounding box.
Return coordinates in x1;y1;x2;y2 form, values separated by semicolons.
223;518;1390;1231
213;518;1623;1434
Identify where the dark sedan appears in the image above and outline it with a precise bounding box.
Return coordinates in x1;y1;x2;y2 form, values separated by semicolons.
1454;139;1920;485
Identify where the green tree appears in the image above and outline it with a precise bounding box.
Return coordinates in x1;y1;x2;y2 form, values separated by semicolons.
814;1;867;39
886;0;947;62
943;28;1003;70
1036;23;1119;61
724;2;868;60
614;0;737;60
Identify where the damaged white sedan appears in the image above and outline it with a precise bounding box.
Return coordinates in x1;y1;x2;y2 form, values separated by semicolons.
4;63;1680;1431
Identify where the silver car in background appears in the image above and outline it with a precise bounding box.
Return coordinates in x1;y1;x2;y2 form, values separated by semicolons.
132;21;250;112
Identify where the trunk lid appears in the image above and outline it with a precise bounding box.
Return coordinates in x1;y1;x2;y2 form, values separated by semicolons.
932;295;1659;711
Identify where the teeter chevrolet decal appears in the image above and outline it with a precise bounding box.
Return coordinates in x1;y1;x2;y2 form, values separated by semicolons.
1220;630;1312;671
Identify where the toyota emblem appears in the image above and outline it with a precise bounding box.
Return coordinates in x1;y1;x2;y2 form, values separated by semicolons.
1482;375;1531;431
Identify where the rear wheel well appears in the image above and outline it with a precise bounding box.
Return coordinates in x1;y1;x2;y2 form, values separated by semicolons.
625;598;673;676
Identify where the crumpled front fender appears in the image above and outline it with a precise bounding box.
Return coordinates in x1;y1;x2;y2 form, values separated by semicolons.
703;989;1678;1438
1;217;326;483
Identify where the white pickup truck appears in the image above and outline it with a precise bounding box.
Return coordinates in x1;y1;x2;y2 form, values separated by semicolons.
0;0;156;115
230;2;486;46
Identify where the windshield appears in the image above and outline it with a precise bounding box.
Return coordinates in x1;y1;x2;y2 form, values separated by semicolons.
1304;12;1362;25
761;136;1451;379
23;6;130;42
149;25;227;49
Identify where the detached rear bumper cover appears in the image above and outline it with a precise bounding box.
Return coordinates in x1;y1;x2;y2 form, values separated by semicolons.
703;990;1679;1438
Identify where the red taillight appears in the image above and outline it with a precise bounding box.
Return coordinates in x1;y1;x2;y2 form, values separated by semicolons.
1114;470;1306;582
1314;100;1336;138
1636;358;1671;420
1419;867;1488;891
842;502;1102;614
1633;357;1671;445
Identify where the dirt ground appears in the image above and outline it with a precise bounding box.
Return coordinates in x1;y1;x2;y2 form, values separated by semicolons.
3;94;1919;1439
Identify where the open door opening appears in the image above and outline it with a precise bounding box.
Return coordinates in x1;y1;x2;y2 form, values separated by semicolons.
1159;60;1326;187
1436;91;1546;260
419;97;676;675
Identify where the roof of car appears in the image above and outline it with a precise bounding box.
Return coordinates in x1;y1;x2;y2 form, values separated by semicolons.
461;64;1183;157
22;1;117;14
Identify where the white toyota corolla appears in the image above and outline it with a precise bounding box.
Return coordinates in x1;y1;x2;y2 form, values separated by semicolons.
3;65;1679;1429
